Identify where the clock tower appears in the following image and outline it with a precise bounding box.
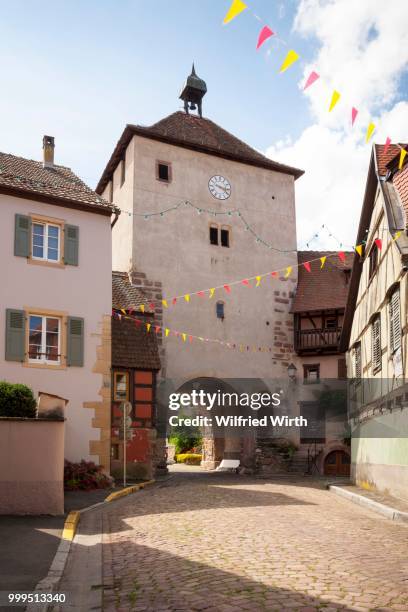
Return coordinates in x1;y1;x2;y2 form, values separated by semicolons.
97;69;303;468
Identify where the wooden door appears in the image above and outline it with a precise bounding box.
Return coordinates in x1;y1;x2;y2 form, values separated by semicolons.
324;450;350;476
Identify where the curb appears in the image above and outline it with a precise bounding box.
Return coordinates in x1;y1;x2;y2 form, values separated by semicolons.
329;485;408;523
25;479;156;611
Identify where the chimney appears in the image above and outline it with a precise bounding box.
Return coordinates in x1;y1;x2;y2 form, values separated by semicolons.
42;135;55;168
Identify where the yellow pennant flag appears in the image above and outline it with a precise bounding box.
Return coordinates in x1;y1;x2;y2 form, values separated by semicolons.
355;244;363;256
184;294;190;302
328;90;341;112
394;231;402;241
285;266;292;278
182;333;187;342
320;256;327;269
140;304;145;313
209;288;215;299
365;122;375;143
165;328;170;337
162;299;168;308
399;148;407;170
120;309;126;315
223;0;247;24
255;275;262;287
279;50;299;73
146;323;151;332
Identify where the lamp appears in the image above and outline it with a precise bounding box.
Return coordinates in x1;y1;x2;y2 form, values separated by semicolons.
287;363;297;380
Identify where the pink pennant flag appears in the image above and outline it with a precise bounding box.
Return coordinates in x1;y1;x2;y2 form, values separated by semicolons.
351;107;358;126
256;25;274;50
224;284;231;293
155;326;161;334
384;137;391;156
149;303;155;311
338;251;346;262
303;71;319;90
375;238;382;251
189;335;193;343
197;291;205;298
271;271;278;278
242;279;250;286
172;297;177;306
303;261;311;273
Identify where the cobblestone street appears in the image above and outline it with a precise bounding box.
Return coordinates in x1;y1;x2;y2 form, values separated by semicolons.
98;472;408;611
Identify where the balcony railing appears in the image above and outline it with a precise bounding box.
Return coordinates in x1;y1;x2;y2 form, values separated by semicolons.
295;328;341;353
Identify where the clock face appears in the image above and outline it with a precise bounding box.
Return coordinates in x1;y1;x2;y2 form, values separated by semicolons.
208;175;231;200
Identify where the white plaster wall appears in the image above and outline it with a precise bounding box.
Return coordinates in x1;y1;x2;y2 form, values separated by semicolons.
0;194;112;462
112;133;298;382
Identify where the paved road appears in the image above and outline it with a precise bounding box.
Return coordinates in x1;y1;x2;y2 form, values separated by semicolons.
62;472;408;611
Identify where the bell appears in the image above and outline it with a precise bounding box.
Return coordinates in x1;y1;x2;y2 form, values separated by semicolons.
189;102;197;111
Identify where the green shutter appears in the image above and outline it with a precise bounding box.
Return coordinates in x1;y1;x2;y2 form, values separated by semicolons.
64;225;79;266
14;214;31;257
5;309;25;361
67;317;84;366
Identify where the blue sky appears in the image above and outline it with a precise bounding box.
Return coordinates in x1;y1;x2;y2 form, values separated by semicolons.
0;0;407;247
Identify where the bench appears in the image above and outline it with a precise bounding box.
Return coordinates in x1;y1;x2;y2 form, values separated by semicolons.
216;459;240;472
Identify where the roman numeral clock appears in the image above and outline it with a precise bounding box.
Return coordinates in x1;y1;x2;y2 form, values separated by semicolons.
208;175;231;200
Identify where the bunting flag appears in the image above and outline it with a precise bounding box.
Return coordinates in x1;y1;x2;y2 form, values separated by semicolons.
351;107;358;126
394;231;402;241
255;275;262;286
165;328;170;337
285;266;292;278
365;122;375;143
328;90;341;112
184;294;190;302
242;279;250;286
355;244;363;257
303;261;311;273
224;284;231;293
256;25;274;49
209;288;215;298
320;256;327;268
162;299;168;308
139;304;145;313
338;251;346;262
223;0;247;24
375;238;382;250
271;271;278;278
384;137;392;156
146;323;151;332
120;309;126;315
172;297;177;306
182;333;187;342
197;291;205;297
303;71;319;90
279;50;299;73
399;148;407;170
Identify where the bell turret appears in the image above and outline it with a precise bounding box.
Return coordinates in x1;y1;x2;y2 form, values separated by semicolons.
179;63;207;118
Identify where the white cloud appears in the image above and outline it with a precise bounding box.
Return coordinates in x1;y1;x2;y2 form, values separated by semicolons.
266;0;408;248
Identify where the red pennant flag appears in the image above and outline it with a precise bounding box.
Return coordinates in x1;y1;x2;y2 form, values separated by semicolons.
149;303;155;310
197;291;205;298
155;326;161;334
351;107;358;126
303;71;319;90
271;271;278;278
224;284;231;293
256;25;274;50
384;137;391;156
135;319;142;326
338;251;346;262
189;335;193;343
242;279;250;286
172;297;177;305
375;238;382;250
303;261;311;272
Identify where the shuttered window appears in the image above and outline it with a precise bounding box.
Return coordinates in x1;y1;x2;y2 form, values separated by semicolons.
354;342;361;379
389;287;401;354
5;309;25;361
372;315;382;373
64;225;79;266
14;214;31;257
14;215;79;266
67;317;84;366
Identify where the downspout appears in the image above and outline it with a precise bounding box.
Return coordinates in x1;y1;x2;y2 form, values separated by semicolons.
111;207;120;229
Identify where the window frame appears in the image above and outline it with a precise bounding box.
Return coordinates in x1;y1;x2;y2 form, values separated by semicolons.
220;227;230;248
216;301;225;320
28;314;61;365
303;363;320;384
389;286;401;355
113;371;129;401
209;225;219;245
368;242;379;280
31;220;61;263
354;342;362;379
156;160;172;183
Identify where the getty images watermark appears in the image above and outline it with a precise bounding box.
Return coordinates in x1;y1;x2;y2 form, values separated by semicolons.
168;390;308;428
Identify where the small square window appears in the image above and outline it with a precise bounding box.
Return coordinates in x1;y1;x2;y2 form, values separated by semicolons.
113;371;129;401
216;302;225;319
156;161;171;183
210;226;218;245
221;228;230;248
303;364;320;384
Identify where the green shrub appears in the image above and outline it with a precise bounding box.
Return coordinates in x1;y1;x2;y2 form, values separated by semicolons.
0;381;37;418
175;453;202;465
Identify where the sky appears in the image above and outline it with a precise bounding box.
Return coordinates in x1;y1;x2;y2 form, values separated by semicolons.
0;0;407;249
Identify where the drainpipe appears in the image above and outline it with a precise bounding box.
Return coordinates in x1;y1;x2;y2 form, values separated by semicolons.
111;207;120;229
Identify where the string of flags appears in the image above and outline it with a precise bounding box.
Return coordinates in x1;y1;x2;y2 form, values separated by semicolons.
120;199;333;253
122;232;402;314
112;308;275;354
222;0;406;163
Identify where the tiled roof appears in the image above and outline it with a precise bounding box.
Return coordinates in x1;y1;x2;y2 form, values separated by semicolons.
0;152;115;214
374;144;402;176
96;111;304;193
292;251;354;313
112;271;160;370
112;317;161;370
112;271;154;312
374;143;408;224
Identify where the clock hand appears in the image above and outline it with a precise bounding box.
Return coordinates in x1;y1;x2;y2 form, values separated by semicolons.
216;184;228;192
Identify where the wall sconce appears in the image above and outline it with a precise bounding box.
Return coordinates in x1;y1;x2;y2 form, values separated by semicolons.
287;363;297;380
